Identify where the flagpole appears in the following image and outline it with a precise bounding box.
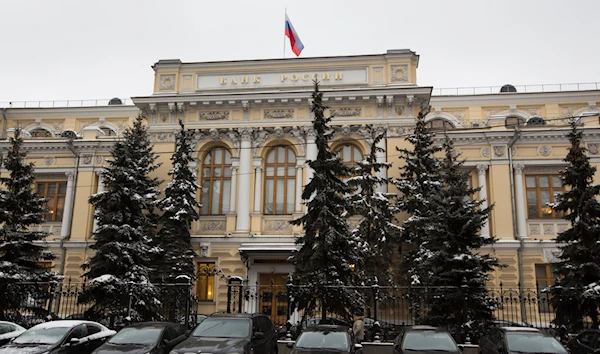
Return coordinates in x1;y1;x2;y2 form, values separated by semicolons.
283;8;287;58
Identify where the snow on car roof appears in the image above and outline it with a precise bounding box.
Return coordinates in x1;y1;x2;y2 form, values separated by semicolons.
0;321;25;330
502;327;541;332
30;320;106;329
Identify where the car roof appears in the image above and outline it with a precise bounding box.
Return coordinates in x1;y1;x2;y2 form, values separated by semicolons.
501;327;543;332
208;313;259;319
405;325;440;331
0;321;25;330
304;325;350;332
126;322;176;328
30;320;107;330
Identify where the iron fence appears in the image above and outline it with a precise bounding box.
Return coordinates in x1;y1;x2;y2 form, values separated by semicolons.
0;279;577;340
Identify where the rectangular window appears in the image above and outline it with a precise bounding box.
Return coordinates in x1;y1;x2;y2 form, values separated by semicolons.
525;175;564;219
37;181;67;222
536;263;558;312
196;263;215;301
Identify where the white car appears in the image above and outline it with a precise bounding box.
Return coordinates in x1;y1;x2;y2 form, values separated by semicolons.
0;320;116;354
0;321;26;346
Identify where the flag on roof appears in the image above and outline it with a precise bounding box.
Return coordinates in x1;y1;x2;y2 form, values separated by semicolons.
285;14;304;56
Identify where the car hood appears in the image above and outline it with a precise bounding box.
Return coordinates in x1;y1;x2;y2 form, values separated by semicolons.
401;350;459;354
0;343;54;354
172;336;249;353
291;348;350;354
92;342;155;354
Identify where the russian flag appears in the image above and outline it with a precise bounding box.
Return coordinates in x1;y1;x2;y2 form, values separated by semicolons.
285;14;304;57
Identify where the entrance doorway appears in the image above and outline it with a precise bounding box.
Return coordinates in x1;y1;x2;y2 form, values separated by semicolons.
259;273;289;326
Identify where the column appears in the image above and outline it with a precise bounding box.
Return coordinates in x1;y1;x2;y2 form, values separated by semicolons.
305;128;317;186
236;128;253;233
92;171;105;233
477;164;490;237
228;163;238;214
60;171;76;238
374;127;388;194
295;163;304;213
253;164;263;213
513;163;528;238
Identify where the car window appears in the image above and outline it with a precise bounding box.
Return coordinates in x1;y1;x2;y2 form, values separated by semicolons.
0;324;15;335
402;331;458;351
506;332;567;354
579;331;597;347
172;324;186;337
192;318;251;338
296;331;349;350
109;327;163;345
66;325;88;341
488;329;503;347
85;324;102;336
13;326;72;344
163;327;177;341
258;317;273;333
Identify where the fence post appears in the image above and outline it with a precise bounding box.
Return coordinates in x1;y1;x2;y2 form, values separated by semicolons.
185;279;191;329
373;281;379;322
127;281;133;319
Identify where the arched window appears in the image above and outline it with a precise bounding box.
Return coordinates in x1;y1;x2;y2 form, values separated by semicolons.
426;118;455;131
201;147;232;215
505;116;526;128
264;146;296;215
30;128;52;138
527;116;547;126
100;127;117;136
336;143;363;168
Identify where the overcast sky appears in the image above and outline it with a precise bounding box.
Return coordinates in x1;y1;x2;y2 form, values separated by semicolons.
0;0;598;103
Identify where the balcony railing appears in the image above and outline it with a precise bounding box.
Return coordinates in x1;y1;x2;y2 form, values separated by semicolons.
0;98;134;108
432;82;600;96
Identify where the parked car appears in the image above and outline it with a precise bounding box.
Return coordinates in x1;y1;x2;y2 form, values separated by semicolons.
567;329;600;353
393;326;461;354
179;314;207;329
169;313;278;354
92;322;187;354
363;318;398;341
0;320;116;354
479;327;568;354
290;318;351;339
0;321;26;346
287;325;362;354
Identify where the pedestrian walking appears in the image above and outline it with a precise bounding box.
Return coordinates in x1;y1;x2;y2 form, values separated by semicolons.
353;315;365;343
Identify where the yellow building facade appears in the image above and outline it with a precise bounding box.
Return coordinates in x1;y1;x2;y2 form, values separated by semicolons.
2;49;600;324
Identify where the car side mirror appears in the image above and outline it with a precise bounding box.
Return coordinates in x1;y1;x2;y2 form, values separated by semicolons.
253;331;265;340
286;342;294;348
68;338;80;346
354;343;363;349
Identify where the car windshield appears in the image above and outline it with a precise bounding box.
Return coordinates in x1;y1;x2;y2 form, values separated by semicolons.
192;318;250;338
506;332;568;353
296;331;349;350
108;327;163;345
0;324;15;335
402;331;458;351
13;326;71;344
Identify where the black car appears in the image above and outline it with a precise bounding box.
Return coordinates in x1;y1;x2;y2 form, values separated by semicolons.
567;329;600;353
169;313;278;354
288;325;362;354
393;326;461;354
363;318;398;341
291;318;351;339
91;322;187;354
479;327;568;354
0;320;116;354
0;321;26;346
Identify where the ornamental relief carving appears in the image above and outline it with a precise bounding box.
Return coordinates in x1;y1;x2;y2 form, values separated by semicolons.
264;220;293;232
560;105;587;118
539;146;552;156
159;74;176;90
330;107;361;117
264;109;294;119
82;154;93;165
390;65;408;82
529;224;540;236
43;156;55;166
395;106;405;116
199;111;229;121
587;143;599;155
493;146;505;157
543;224;554;235
199;220;226;232
149;132;175;142
481;148;490;158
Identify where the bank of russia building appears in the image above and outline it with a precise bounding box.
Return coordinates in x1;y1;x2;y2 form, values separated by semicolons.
3;49;600;320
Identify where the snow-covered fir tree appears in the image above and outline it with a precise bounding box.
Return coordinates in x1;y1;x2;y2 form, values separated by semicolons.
0;129;57;319
346;131;399;287
420;135;500;340
154;120;199;283
392;109;443;291
289;81;365;321
79;114;163;322
550;119;600;331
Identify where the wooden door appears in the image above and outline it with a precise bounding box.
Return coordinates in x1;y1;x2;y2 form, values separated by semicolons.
259;273;289;326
